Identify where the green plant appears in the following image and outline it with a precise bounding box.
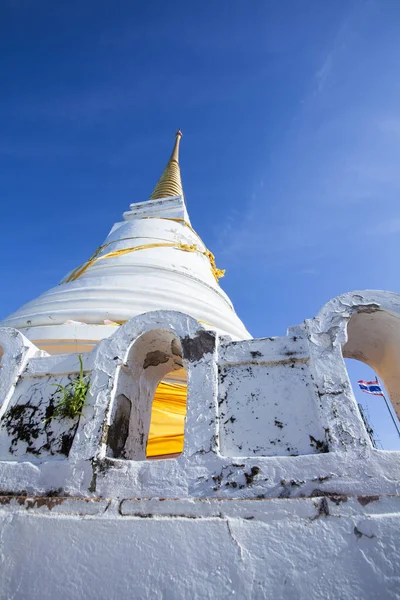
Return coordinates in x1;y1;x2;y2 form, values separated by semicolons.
47;355;90;421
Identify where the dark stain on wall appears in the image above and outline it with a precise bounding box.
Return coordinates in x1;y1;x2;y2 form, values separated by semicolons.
181;331;216;362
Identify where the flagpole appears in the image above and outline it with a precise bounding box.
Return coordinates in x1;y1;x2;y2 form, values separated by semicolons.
376;377;400;438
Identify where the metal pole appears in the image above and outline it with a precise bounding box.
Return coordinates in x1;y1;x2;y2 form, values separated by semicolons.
375;378;400;438
381;392;400;438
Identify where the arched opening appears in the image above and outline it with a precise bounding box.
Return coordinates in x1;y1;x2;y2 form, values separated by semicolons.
107;329;188;460
342;309;400;450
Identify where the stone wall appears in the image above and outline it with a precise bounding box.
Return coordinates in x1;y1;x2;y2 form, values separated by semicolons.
1;291;400;598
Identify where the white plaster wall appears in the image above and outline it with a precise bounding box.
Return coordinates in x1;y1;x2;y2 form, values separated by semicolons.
1;299;400;502
0;373;81;460
1;294;400;599
0;328;45;419
218;336;326;457
1;496;399;600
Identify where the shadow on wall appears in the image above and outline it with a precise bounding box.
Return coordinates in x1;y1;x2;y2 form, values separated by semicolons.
342;309;400;449
107;329;188;461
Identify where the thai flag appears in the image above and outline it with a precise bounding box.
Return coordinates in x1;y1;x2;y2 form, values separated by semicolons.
358;379;384;396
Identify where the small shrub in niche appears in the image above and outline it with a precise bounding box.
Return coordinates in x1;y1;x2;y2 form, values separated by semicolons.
46;355;89;421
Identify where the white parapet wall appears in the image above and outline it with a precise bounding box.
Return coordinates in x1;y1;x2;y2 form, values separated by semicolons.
1;291;400;599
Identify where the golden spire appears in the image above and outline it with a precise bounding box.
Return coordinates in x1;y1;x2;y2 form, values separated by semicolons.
149;130;183;200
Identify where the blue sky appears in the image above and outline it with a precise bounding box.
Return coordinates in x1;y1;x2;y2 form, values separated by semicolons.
1;0;400;447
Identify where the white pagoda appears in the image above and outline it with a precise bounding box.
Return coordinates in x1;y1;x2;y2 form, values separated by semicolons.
2;131;249;355
0;132;399;600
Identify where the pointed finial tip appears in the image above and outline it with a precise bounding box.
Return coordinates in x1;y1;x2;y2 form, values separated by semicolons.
148;129;184;200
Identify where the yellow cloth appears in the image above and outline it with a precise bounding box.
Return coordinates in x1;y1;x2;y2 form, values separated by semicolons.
146;381;187;457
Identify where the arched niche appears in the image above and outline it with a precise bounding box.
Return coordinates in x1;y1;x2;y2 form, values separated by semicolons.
107;329;188;460
342;309;400;423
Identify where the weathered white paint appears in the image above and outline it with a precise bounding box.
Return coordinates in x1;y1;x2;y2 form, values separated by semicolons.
0;370;82;461
0;328;45;421
1;291;400;599
1;496;399;600
218;335;326;457
0;195;249;353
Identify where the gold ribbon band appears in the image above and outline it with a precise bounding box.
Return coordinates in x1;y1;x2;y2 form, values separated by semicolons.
62;217;225;284
63;241;225;284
